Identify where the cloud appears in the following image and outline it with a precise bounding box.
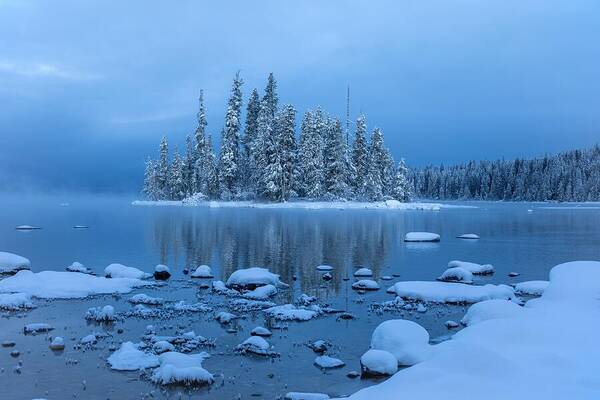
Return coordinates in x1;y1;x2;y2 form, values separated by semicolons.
0;60;100;81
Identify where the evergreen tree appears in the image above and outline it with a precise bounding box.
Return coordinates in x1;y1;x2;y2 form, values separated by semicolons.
194;90;208;194
182;135;195;197
262;73;279;119
323;118;348;198
297;109;324;198
142;158;159;200
157;136;170;199
241;88;261;192
169;148;185;200
218;72;243;199
351;114;369;198
277;104;297;201
392;159;411;202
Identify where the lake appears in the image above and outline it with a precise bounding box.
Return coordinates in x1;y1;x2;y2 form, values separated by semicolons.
1;194;599;399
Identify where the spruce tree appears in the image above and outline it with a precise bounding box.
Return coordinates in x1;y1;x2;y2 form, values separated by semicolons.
218;72;243;199
392;159;411;202
142;157;159;200
262;73;279;119
297;109;324;198
351;114;369;199
241;88;261;192
323;118;348;199
194;90;208;194
277;104;297;201
157;136;170;199
169;148;185;200
182;135;195;197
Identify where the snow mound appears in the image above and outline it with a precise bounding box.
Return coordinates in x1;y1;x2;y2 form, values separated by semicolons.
237;336;272;355
105;263;151;279
404;232;440;242
352;279;380;291
0;252;31;274
354;268;373;277
251;326;272;337
0;270;150;299
457;233;480;239
461;299;523;326
128;293;164;305
85;305;116;322
108;342;159;371
448;260;494;275
65;261;94;274
360;349;398;376
190;265;214;278
264;304;319;321
226;267;283;289
151;351;214;385
243;284;278;300
437;267;473;284
388;281;515;303
0;292;34;310
370;319;433;366
314;355;345;369
514;280;549;296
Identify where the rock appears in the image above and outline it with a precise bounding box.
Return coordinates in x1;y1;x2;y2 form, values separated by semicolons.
316;265;333;271
360;349;398;376
24;323;54;334
154;264;171;280
322;272;333;281
381;275;393;281
354;268;373;277
49;337;65;350
352;279;380;291
215;311;238;324
10;350;20;357
445;320;459;329
251;327;272;337
190;265;213;278
371;319;433;366
237;336;272;355
314;355;344;369
508;272;520;277
2;341;15;348
346;370;360;378
308;340;328;354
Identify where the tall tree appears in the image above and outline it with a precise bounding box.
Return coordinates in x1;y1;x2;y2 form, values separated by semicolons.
194;90;208;194
262;73;279;119
297;109;324;198
218;72;244;199
157;136;170;199
142;158;159;200
351;114;369;198
323;118;349;198
169;148;185;200
392;159;411;202
241;88;261;192
277;104;297;201
182;135;195;197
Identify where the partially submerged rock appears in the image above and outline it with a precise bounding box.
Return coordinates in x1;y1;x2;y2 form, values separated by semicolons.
107;341;159;371
236;336;272;355
370;319;433;366
354;268;373;277
49;336;65;351
215;311;238;324
437;267;474;284
66;261;94;275
85;305;116;322
352;279;380;291
514;280;549;296
226;267;284;290
24;323;54;334
0;292;35;310
387;281;515;304
0;252;31;274
404;232;440;242
316;265;333;271
448;260;494;275
128;293;164;305
151;351;214;385
251;326;272;337
264;304;319;321
105;263;151;279
360;349;398;376
314;355;345;369
457;233;480;239
190;265;214;278
243;284;278;300
285;392;330;400
153;264;171;280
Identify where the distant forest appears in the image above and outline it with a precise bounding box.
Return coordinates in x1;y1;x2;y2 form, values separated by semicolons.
142;73;411;203
410;145;600;202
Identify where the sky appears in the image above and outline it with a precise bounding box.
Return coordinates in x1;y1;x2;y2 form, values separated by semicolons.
1;0;599;193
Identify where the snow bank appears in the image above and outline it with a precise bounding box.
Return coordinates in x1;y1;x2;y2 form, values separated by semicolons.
360;349;398;376
437;267;473;284
0;292;34;310
151;351;214;385
226;267;283;289
514;280;549;296
264;304;319;321
190;265;214;278
0;270;150;299
344;261;600;400
404;232;440;242
370;319;433;366
387;281;515;303
461;299;523;326
107;342;159;371
0;252;31;274
448;260;494;275
105;263;151;279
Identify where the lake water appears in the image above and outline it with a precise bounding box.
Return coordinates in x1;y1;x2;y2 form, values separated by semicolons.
1;194;599;400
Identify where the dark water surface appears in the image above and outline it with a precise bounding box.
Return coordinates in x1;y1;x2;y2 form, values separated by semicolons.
1;195;599;400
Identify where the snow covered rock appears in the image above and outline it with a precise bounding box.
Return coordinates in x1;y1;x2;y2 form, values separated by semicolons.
448;260;494;275
153;264;171;280
322;272;333;281
387;281;515;303
243;284;278;300
237;336;272;355
215;311;238;324
190;265;214;278
314;355;345;369
65;261;94;275
514;280;549;296
251;326;272;337
49;336;65;350
128;293;164;305
308;340;328;353
360;349;398;376
108;342;159;371
0;270;150;299
0;293;34;310
445;320;459;329
23;323;53;334
354;268;373;277
151;351;214;385
352;279;380;291
226;267;284;289
404;232;440;242
212;280;239;296
457;233;480;239
285;393;330;400
85;305;116;322
296;293;317;306
105;263;151;279
0;252;31;274
80;334;97;345
264;304;319;321
370;319;433;366
437;267;473;284
15;225;41;230
461;299;523;326
153;340;175;354
316;265;333;271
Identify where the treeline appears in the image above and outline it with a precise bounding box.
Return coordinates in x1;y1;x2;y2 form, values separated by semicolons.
410;145;600;201
142;73;411;202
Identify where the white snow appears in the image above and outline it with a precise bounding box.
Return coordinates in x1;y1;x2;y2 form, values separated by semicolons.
107;341;159;371
243;284;278;300
251;326;272;337
404;232;440;242
0;292;34;310
65;261;94;275
352;279;380;290
151;351;214;385
437;267;473;284
344;261;600;400
387;281;515;303
153;340;175;354
85;305;116;322
370;319;433;366
128;293;164;305
154;264;169;273
457;233;480;239
226;267;283;288
461;299;523;326
264;304;319;321
105;263;151;279
0;252;31;274
514;280;549;296
24;323;53;334
80;334;97;345
314;355;345;368
354;267;373;277
15;225;41;230
0;270;150;299
316;265;333;271
285;393;330;400
447;260;494;275
237;336;271;355
215;311;238;324
360;349;398;376
190;265;214;278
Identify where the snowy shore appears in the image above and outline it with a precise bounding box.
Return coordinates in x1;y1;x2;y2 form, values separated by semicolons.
131;199;475;211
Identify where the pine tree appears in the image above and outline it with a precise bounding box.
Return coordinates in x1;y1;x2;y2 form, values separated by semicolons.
262;73;279;119
169;148;185;200
182;135;195;197
241;88;260;192
204;134;218;198
142;157;159;200
297;109;324;198
157;136;170;199
323;118;349;199
392;159;411;202
194;90;208;194
218;72;243;199
351;114;369;199
277;104;297;201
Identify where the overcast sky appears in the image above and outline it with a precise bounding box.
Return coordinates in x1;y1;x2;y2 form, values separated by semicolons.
1;0;599;193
